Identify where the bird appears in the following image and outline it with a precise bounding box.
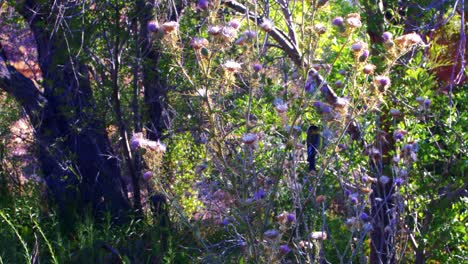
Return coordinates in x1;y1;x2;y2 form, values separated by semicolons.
307;125;321;172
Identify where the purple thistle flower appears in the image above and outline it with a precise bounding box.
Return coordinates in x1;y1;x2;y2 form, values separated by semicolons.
332;17;344;27
359;49;370;62
279;245;291;254
287;213;296;222
382;31;393;42
322;105;332;114
350;195;358;204
394;131;405;141
221;218;230;226
394;177;404;186
313;101;323;109
253;189;265;200
377;76;391;87
424;99;431;109
228;19;241;29
321;85;329;93
147;21;159;33
143;171;152;181
360;212;372;222
252;63;263;72
197;0;209;10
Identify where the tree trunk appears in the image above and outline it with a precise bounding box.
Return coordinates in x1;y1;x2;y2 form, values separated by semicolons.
1;1;130;221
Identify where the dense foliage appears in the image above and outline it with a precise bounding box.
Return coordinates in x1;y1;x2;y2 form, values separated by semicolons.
0;0;466;263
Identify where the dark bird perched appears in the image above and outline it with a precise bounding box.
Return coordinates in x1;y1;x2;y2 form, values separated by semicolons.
307;125;321;172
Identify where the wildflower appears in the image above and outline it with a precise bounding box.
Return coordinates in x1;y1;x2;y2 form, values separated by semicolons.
143;171;152;181
394;177;404;186
275;103;288;113
363;64;376;74
322;105;332;114
374;76;391;90
332;16;344;27
404;143;413;153
221;218;230;226
416;96;425;105
264;229;279;239
310;231;327;240
351;41;365;52
222;60;242;73
349;194;359;204
362;175;377;184
360;212;372;222
253;189;265;200
382;31;393;42
221;26;237;42
252;63;263;72
379;175;390;185
346;13;362;28
359;49;370;62
147;20;159;33
160;21;178;34
197;0;209;10
390;109;401;118
260;19;274;32
393;129;407;141
313;101;323;109
424;99;431;109
228;19;241;29
279;245;291;254
314;23;327;34
208;25;222;35
287;213;296;222
190;37;209;50
130;132;144;150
